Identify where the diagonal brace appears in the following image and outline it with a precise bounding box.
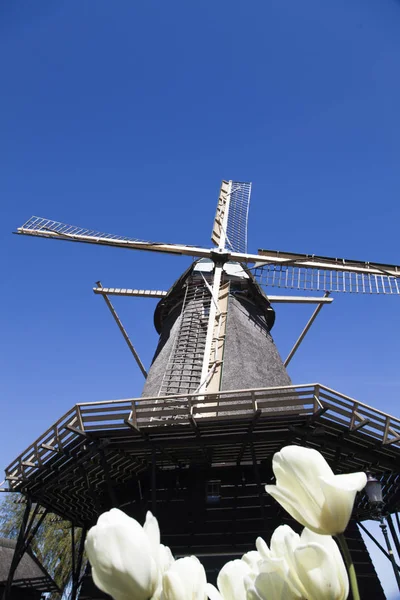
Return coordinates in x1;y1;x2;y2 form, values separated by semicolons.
95;281;147;378
284;292;331;367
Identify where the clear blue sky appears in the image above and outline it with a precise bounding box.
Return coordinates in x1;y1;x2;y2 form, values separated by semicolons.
1;0;400;596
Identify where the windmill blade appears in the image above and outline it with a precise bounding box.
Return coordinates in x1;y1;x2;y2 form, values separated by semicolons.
211;181;251;253
254;249;400;295
16;216;214;260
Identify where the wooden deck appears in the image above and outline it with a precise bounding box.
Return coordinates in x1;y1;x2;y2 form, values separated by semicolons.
3;383;400;526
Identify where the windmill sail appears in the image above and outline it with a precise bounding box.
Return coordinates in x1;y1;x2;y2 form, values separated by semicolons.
211;181;251;253
16;217;212;259
254;249;400;295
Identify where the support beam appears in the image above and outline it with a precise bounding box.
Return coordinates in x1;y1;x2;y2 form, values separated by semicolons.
151;448;157;515
387;514;400;562
70;526;87;600
96;281;147;378
93;287;167;298
284;292;331;367
99;449;118;508
250;444;266;522
357;521;400;572
237;410;261;466
2;500;49;600
93;291;333;305
2;498;32;600
79;464;103;517
268;295;333;304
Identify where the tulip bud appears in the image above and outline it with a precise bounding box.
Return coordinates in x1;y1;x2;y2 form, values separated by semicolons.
162;556;207;600
265;446;366;535
85;509;168;600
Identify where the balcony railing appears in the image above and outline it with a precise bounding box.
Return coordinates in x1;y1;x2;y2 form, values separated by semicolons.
4;383;400;490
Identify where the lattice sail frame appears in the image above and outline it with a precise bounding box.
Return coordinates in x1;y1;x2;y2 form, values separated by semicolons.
19;216;151;243
211;181;251;253
255;264;400;295
254;251;400;295
225;181;251;254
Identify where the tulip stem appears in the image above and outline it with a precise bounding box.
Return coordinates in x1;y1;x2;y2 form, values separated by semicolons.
336;533;360;600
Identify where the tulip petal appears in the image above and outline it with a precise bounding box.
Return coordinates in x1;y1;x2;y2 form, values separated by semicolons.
163;556;207;600
242;550;262;573
254;568;298;600
266;525;307;598
95;507;132;528
272;447;331;510
255;537;272;560
294;543;346;600
217;559;251;600
244;584;264;600
264;484;323;533
206;583;223;600
270;524;300;559
244;577;264;600
159;544;175;573
163;570;186;600
145;511;161;560
300;530;349;600
318;473;367;534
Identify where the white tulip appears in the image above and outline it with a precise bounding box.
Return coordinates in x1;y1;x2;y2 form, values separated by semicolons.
254;525;349;600
85;509;170;600
206;559;255;600
162;556;207;600
293;529;349;600
250;532;301;600
264;445;367;534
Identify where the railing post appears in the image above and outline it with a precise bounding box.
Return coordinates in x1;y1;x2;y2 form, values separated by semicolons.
383;416;390;445
251;391;258;413
129;400;138;428
350;403;358;430
313;384;321;413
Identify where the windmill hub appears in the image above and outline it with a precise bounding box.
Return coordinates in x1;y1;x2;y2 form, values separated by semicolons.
210;248;231;264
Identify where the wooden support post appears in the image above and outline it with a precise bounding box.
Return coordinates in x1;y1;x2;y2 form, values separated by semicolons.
71;524;76;593
387;514;400;562
79;465;103;517
250;444;265;522
2;501;47;600
99;450;118;509
2;498;32;600
151;448;157;515
70;526;87;600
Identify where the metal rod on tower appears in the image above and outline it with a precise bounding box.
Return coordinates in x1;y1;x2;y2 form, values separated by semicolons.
95;281;148;378
284;292;331;367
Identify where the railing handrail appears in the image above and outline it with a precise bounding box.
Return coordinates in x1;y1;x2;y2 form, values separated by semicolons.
318;384;400;422
74;383;320;407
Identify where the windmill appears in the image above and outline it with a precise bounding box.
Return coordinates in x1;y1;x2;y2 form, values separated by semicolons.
16;180;400;396
5;180;400;599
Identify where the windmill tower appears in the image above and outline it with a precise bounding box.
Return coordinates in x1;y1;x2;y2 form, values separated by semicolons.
141;183;290;399
5;180;400;598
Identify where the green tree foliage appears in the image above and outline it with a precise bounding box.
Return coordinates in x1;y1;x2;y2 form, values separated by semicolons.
0;493;86;599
